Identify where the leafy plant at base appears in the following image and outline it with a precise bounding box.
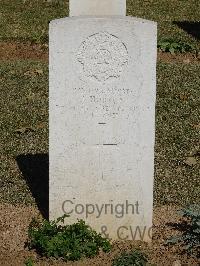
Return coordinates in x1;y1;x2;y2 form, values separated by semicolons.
166;204;200;258
28;215;111;261
112;250;150;266
24;257;34;266
158;39;195;54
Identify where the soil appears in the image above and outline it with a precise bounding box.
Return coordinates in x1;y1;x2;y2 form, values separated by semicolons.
157;51;200;64
0;41;200;64
0;203;199;266
0;42;48;62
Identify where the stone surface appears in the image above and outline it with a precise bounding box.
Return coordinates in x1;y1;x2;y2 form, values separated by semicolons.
70;0;126;17
49;16;157;241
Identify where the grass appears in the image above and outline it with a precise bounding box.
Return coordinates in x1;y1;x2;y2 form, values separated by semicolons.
0;61;48;204
127;0;200;49
0;60;199;207
0;0;199;213
0;0;69;43
155;63;200;205
0;0;199;49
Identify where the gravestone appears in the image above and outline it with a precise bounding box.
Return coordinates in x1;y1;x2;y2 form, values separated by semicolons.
70;0;126;17
49;0;157;241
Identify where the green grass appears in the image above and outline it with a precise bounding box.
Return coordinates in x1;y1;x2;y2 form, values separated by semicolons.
155;63;200;205
0;0;69;43
0;61;48;204
0;61;199;206
0;0;199;49
127;0;200;49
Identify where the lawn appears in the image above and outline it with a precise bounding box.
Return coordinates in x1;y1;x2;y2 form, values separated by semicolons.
0;0;199;49
155;63;200;206
0;61;48;205
0;61;199;207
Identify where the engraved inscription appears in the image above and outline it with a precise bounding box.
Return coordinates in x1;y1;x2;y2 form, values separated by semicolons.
77;32;128;83
72;86;138;119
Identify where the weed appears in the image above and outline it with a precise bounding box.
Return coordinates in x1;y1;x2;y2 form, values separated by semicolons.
158;39;195;54
28;215;111;261
24;257;34;266
112;250;150;266
166;204;200;258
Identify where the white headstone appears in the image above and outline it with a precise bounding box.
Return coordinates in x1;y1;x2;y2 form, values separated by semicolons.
49;7;157;242
70;0;126;17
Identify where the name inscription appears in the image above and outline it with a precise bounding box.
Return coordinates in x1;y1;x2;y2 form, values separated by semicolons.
71;86;138;119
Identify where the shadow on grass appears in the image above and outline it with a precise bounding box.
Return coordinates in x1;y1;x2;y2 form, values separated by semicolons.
16;154;49;219
166;221;190;232
173;21;200;40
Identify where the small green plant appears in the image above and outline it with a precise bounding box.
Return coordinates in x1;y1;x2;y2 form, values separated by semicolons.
24;257;34;266
166;204;200;258
158;39;195;54
112;250;150;266
28;215;111;261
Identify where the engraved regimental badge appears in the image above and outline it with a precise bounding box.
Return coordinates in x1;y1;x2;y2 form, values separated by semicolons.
77;32;128;83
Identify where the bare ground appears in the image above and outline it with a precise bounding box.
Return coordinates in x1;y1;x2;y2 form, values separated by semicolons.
0;203;199;266
0;42;48;62
0;42;200;64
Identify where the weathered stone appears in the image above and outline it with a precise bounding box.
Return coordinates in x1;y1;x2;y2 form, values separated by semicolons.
69;0;126;17
49;16;157;241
